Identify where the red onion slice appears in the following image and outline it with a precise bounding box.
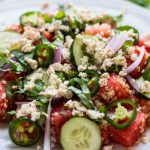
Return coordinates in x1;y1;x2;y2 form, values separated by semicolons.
106;31;128;53
127;46;145;74
53;43;63;63
126;75;140;92
43;101;51;150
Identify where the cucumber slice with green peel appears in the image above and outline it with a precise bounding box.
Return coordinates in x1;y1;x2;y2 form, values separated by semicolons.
71;35;94;66
61;117;101;150
0;31;21;51
20;11;40;27
136;76;150;99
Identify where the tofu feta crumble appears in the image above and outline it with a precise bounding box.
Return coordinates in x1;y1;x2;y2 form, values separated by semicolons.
0;4;150;150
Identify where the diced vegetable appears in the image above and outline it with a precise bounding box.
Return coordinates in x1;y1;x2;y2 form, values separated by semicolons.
108;112;147;147
51;104;72;143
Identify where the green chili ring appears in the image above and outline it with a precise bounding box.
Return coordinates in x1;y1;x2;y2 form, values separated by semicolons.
34;43;54;68
105;99;137;129
9;117;41;146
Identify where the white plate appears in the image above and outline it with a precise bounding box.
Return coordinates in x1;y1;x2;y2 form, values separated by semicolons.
0;0;150;149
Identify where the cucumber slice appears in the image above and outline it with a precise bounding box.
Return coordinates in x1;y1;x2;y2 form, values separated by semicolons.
71;35;93;66
61;117;101;150
136;76;150;99
20;11;40;27
0;31;21;51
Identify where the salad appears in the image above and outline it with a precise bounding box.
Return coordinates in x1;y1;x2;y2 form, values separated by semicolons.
0;4;150;150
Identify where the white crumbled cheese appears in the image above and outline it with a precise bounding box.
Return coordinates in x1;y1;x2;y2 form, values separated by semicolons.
78;56;89;71
24;82;35;91
40;74;72;99
140;81;150;93
47;63;71;74
3;49;10;56
113;50;127;67
81;37;105;55
62;64;72;72
131;53;138;61
127;46;135;55
8;37;34;53
88;65;98;70
119;67;127;77
61;36;73;61
78;72;87;78
2;80;7;84
23;27;41;41
16;101;41;121
103;145;114;150
1;93;6;99
65;100;104;120
21;38;34;52
86;109;104;119
40;20;69;33
99;73;110;87
25;58;38;70
101;58;114;71
94;48;114;64
72;109;84;116
77;8;100;22
24;71;43;91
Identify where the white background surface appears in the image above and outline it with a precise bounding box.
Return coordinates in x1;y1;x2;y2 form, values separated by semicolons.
0;0;150;149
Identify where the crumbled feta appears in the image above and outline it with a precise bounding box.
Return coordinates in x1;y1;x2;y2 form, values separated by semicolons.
131;53;138;61
23;27;41;41
24;71;43;91
16;101;41;121
86;109;104;119
1;93;6;99
61;36;73;61
94;48;114;64
113;50;127;67
119;67;127;77
88;65;98;70
8;37;34;53
99;73;110;87
82;37;105;55
47;63;71;74
40;74;72;99
140;81;150;93
78;56;89;71
25;57;38;70
101;58;114;71
65;100;104;120
2;80;7;84
24;82;35;91
40;20;69;33
78;72;87;78
77;8;100;22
